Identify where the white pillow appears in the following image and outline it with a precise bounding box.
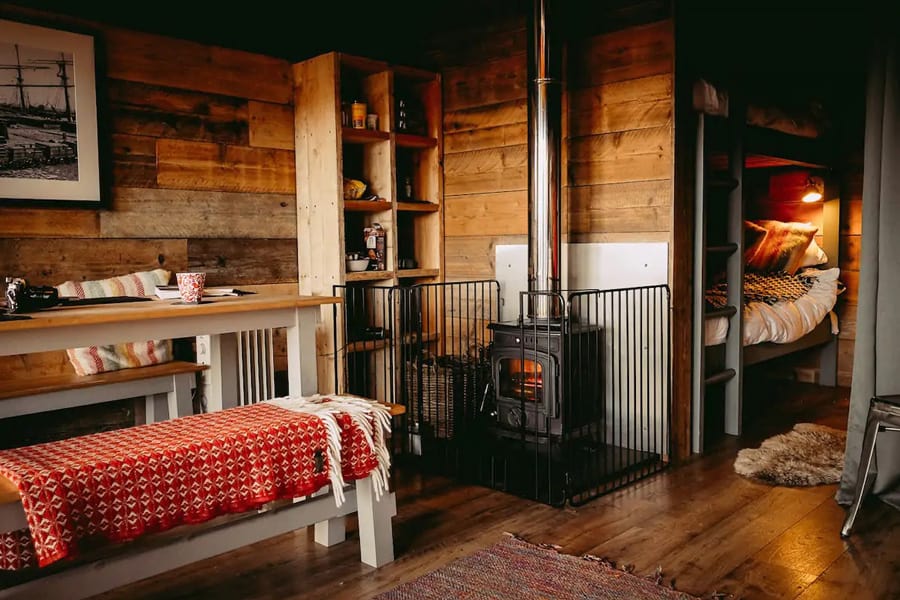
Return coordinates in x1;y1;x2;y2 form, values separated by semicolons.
800;237;828;267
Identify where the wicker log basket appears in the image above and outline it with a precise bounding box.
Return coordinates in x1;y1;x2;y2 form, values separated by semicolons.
405;354;489;439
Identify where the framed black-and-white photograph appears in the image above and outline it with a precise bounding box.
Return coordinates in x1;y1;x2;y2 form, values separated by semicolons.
0;19;105;206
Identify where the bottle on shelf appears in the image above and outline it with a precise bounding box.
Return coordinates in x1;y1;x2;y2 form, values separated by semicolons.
401;176;413;201
396;98;408;132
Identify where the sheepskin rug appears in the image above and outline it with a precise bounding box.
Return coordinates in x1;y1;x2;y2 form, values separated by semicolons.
734;423;847;486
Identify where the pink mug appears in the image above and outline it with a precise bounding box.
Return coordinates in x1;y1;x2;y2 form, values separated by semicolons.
176;272;206;303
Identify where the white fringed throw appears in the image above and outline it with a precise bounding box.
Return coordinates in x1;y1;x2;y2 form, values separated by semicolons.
265;394;392;506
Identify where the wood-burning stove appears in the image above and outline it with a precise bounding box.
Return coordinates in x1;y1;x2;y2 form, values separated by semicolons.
488;319;601;438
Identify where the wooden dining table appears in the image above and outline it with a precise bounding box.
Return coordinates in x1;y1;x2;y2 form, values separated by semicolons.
0;294;341;413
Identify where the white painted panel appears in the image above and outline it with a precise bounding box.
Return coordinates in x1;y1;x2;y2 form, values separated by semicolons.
495;242;668;321
567;243;668;291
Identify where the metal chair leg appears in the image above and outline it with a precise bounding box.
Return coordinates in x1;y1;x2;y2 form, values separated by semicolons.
841;414;881;538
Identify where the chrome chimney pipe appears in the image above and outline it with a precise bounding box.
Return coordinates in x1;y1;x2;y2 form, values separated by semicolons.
527;0;563;320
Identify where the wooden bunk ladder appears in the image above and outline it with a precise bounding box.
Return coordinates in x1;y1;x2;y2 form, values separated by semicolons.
691;95;746;453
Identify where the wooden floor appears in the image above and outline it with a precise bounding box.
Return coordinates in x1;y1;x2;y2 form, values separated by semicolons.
31;382;900;599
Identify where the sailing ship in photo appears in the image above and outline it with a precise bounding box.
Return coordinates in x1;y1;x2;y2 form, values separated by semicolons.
0;42;78;181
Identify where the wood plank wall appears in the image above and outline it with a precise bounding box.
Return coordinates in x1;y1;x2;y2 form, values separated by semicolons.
0;15;297;384
837;158;862;387
435;18;674;282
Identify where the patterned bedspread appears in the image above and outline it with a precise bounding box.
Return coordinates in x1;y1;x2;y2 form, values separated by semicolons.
706;271;816;309
0;397;388;570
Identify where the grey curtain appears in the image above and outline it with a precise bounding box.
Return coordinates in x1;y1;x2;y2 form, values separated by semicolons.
837;32;900;509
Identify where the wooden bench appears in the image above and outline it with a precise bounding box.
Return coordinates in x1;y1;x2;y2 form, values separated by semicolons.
0;361;208;424
0;402;405;600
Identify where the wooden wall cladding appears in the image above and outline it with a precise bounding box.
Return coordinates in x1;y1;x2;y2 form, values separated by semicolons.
435;17;674;280
0;238;185;284
566;20;673;241
0;16;298;386
0;25;296;287
836;147;863;386
104;28;292;104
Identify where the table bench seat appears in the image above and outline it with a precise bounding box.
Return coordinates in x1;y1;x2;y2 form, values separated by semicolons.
0;361;207;423
0;399;404;599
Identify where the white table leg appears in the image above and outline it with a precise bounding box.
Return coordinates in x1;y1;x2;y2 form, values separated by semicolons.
197;333;239;412
312;486;346;546
167;373;193;418
144;393;164;423
356;475;396;567
286;307;319;397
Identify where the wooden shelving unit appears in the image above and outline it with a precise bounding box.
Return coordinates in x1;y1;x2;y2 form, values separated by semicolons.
293;51;443;394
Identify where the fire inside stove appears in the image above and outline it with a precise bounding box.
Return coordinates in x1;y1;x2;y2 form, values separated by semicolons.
499;358;544;402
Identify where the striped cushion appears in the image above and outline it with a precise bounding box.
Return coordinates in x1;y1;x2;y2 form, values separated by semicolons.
56;269;173;376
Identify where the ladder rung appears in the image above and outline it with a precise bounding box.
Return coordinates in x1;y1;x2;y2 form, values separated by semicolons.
705;305;737;319
707;243;739;256
705;368;736;386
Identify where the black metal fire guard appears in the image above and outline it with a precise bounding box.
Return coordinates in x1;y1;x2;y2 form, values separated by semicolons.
332;282;671;506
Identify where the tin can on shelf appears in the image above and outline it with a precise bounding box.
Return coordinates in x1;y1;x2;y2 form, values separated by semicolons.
351;101;367;129
364;223;386;270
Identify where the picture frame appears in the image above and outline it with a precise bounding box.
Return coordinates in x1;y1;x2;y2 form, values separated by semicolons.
0;18;107;206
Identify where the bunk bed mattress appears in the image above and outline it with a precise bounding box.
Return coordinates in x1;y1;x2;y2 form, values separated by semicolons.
0;396;390;570
705;267;840;347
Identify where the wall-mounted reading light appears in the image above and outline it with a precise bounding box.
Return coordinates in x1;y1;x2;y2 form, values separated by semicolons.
802;175;824;203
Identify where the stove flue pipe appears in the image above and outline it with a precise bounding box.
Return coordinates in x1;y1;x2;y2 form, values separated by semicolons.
527;0;563;320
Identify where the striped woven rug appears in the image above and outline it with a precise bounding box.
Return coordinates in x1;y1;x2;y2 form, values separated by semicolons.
376;535;699;599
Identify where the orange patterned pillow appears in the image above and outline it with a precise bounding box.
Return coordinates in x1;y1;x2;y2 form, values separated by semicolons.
746;220;817;275
743;220;769;264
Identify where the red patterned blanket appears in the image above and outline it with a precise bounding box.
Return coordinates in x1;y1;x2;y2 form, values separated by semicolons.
0;398;387;570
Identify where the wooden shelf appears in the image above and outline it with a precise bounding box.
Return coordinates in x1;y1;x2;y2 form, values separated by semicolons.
396;201;439;212
395;133;438;149
345;270;395;282
397;268;440;279
345;337;390;353
345;330;438;354
344;200;393;212
342;128;390;144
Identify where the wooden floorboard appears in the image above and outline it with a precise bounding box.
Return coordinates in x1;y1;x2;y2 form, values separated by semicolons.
3;381;898;599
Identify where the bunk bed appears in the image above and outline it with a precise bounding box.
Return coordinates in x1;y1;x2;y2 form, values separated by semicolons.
691;80;841;452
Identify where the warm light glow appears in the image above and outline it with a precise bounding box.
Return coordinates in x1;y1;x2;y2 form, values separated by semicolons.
802;175;824;203
500;358;544;401
802;190;823;203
